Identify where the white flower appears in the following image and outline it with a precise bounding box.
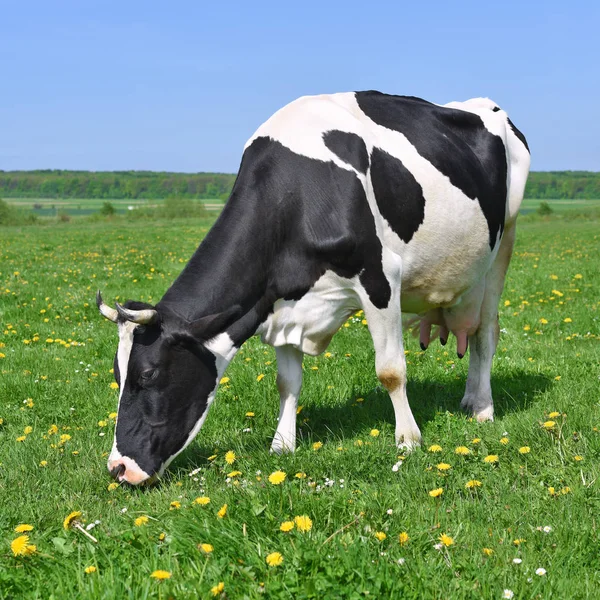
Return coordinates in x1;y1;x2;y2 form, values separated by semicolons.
120;507;128;513
512;558;522;564
392;460;403;472
543;526;552;533
502;590;514;599
536;567;546;576
386;509;393;515
397;558;406;565
433;543;443;551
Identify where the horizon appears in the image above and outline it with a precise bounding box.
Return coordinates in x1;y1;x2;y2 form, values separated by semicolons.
1;1;598;173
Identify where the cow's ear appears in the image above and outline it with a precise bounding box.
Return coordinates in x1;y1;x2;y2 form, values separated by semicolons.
188;305;243;340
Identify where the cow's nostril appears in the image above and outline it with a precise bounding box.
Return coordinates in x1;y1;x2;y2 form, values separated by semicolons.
110;463;126;480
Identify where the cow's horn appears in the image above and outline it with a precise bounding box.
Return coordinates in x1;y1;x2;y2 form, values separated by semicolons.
96;290;118;323
114;302;158;325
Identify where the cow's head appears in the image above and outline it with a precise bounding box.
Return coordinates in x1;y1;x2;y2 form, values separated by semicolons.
97;291;239;485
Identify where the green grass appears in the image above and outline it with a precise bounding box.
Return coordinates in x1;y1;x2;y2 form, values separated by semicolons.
1;216;599;599
519;197;600;214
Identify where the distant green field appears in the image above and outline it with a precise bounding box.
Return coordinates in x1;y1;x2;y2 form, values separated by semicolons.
5;197;600;218
5;198;225;217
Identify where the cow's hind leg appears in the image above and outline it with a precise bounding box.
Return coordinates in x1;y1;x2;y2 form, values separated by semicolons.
271;345;303;453
461;225;517;421
360;259;421;449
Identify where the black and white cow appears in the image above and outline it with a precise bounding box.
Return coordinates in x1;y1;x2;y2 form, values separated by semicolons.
97;91;530;485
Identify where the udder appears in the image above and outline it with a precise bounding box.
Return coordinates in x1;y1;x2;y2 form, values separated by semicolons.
416;284;485;358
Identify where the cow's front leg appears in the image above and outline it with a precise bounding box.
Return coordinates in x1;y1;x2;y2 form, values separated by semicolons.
360;259;421;450
271;345;303;454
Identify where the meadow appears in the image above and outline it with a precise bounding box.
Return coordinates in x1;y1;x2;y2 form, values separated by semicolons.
1;213;599;599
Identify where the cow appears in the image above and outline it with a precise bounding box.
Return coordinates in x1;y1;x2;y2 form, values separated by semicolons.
97;91;530;485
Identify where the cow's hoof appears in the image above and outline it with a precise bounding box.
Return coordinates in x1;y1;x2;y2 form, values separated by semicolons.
270;439;295;454
461;394;494;422
396;429;422;452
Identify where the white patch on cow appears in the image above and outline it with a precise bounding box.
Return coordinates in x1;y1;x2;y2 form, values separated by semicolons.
257;270;360;356
107;320;137;468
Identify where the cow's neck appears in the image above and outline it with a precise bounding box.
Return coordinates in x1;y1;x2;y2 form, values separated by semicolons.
158;186;274;347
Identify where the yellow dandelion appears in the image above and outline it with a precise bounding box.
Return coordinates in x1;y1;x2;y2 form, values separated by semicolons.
266;551;284;567
268;470;287;485
63;511;82;530
158;532;166;541
483;455;499;464
109;382;119;389
482;548;493;556
564;317;572;323
429;487;443;498
256;373;265;382
539;318;548;325
219;377;230;385
194;496;211;505
14;524;34;533
207;454;217;461
455;446;471;455
428;444;443;453
398;532;409;545
561;486;571;495
374;531;387;541
245;412;255;417
217;504;228;518
437;463;451;471
548;411;561;418
108;412;117;419
107;482;119;491
280;521;295;532
59;434;71;443
500;437;509;445
224;450;236;464
169;501;181;510
513;538;526;546
211;582;225;596
199;543;214;554
16;435;26;442
370;429;380;437
48;424;58;435
519;446;531;454
439;533;454;547
23;426;33;435
134;516;149;527
471;438;481;444
39;460;48;467
294;515;313;532
150;570;171;580
574;455;583;462
465;479;482;489
295;472;307;479
84;566;97;574
548;486;555;496
312;441;323;450
542;421;556;429
11;535;37;556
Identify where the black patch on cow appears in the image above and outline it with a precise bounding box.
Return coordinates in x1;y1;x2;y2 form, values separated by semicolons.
492;106;501;112
161;135;391;346
323;130;369;174
370;147;425;243
355;91;508;248
506;117;530;153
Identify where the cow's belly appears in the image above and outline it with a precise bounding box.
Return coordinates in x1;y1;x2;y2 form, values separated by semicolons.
257;271;361;356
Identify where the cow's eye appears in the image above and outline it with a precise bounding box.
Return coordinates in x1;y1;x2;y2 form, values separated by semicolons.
139;369;158;384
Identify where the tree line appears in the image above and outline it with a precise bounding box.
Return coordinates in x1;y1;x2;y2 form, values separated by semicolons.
0;170;599;200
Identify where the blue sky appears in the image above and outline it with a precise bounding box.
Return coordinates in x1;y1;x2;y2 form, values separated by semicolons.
1;0;598;172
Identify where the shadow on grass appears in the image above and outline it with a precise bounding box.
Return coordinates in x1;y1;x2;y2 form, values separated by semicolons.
298;370;553;443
